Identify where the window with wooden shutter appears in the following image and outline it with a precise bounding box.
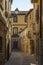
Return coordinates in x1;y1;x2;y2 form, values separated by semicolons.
36;5;39;23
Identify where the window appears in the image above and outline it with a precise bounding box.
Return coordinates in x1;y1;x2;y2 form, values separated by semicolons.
36;9;39;20
36;5;39;23
32;23;35;30
30;40;35;54
0;37;2;52
27;31;31;38
25;16;28;22
34;4;35;8
30;23;35;31
13;27;18;34
14;16;17;22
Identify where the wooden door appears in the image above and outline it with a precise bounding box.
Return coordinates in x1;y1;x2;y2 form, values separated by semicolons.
13;41;18;49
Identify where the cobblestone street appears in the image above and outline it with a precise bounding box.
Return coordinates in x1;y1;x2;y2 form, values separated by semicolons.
4;51;38;65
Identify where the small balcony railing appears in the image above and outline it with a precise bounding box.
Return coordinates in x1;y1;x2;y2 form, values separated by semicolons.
12;34;19;37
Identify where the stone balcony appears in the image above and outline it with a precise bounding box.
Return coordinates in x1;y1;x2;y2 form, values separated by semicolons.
31;0;38;3
12;34;19;37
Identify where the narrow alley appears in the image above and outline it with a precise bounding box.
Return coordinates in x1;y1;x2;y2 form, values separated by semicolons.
0;0;43;65
4;51;37;65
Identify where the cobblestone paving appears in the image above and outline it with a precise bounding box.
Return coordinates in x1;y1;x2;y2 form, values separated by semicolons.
4;51;38;65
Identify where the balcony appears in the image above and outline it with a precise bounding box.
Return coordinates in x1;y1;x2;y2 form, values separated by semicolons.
31;0;38;3
12;34;19;37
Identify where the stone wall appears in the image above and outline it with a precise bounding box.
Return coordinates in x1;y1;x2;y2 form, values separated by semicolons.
0;20;6;61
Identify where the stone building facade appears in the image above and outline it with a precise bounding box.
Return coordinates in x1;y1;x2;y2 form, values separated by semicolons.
0;0;13;62
20;9;34;54
10;7;40;59
31;0;40;62
31;0;43;64
10;8;28;51
20;5;40;60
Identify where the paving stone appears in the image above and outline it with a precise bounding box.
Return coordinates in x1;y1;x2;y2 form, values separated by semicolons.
4;52;38;65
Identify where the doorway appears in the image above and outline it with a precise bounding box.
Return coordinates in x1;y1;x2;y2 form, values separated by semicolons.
30;40;35;54
13;41;18;49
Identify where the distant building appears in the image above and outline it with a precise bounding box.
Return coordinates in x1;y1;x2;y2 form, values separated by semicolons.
20;9;34;54
9;8;28;51
10;7;40;58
